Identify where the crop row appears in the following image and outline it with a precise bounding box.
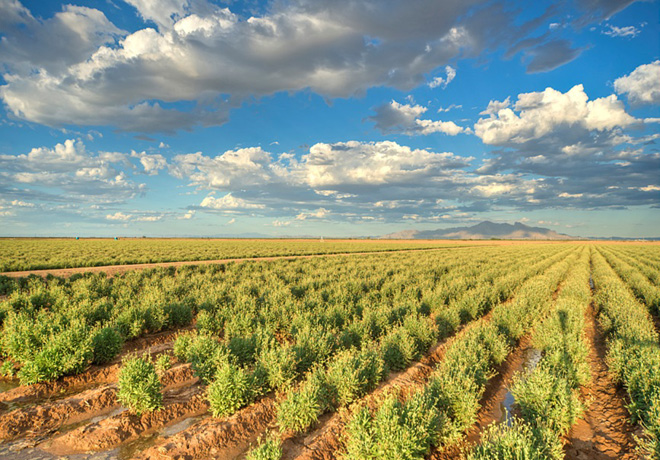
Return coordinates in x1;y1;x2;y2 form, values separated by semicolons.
609;246;660;286
598;246;660;310
592;248;660;458
335;247;578;459
171;246;572;436
0;238;467;272
469;246;591;459
0;245;565;385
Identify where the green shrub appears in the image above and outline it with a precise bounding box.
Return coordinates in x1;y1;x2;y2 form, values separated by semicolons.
379;328;416;372
467;418;546;460
276;368;331;433
117;355;162;415
207;361;261;417
246;435;283;460
155;354;171;373
258;344;299;391
165;303;193;328
91;327;124;364
326;348;383;407
196;310;223;335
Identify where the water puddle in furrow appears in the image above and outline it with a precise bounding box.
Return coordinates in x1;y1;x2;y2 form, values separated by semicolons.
499;347;542;425
55;407;126;436
589;276;594;290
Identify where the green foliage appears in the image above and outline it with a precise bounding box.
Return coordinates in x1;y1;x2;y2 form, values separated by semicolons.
245;435;283;460
258;344;299;391
164;303;193;328
326;348;383;407
467;418;547;460
207;361;263;417
117;355;162;415
155;354;171;373
91;327;124;364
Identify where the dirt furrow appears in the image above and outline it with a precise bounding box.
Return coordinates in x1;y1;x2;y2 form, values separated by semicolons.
0;363;196;442
45;384;208;454
563;302;638;460
288;309;499;460
137;395;277;460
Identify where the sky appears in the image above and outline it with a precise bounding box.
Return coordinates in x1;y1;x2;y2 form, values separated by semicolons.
0;0;658;238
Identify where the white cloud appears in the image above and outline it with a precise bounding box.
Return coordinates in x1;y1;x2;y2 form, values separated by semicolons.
272;219;291;227
602;24;641;38
106;211;132;221
369;100;468;136
0;139;144;204
428;65;456;89
437;104;462;112
199;193;266;210
475;85;637;145
296;208;330;220
227;218;236;225
640;185;660;192
300;140;471;188
558;192;583;198
614;60;660;106
0;1;596;133
179;210;195;219
131;151;167;175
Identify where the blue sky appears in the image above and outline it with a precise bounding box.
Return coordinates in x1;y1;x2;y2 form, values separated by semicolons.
0;0;658;238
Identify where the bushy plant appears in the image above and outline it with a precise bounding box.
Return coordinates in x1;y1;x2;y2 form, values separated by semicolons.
467;418;546;460
91;327;124;364
326;348;383;407
246;435;283;460
258;344;299;391
155;354;171;373
207;361;262;417
117;355;162;415
276;367;330;433
164;303;193;328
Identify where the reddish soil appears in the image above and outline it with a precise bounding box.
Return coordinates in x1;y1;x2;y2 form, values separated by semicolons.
563;303;638;460
46;384;208;454
0;329;186;410
0;363;196;442
288;310;498;460
137;396;277;460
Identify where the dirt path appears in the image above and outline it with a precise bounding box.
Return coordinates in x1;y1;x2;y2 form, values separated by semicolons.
563;302;638;460
0;247;480;279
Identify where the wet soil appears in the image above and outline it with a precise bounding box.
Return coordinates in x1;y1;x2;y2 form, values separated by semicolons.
563;303;638;460
287;310;499;460
0;363;196;442
46;384;208;454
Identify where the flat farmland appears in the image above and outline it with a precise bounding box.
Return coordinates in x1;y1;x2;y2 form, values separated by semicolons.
0;241;658;460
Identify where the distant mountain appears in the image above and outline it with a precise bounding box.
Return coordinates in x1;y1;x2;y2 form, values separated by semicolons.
381;221;576;240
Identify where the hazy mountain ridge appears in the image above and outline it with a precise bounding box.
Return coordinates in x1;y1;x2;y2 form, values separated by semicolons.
381;221;576;240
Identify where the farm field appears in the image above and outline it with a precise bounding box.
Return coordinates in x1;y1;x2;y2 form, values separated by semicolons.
0;242;658;460
0;238;506;273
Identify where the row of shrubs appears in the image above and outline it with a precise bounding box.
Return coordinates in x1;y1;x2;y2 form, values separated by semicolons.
598;246;660;315
340;247;578;459
0;247;506;384
192;247;573;432
613;246;660;286
592;249;660;458
469;246;592;459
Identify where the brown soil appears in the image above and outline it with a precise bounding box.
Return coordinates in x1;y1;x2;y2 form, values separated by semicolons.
563;303;638;460
433;336;537;460
46;384;208;454
0;330;186;410
0;363;196;442
137;396;277;460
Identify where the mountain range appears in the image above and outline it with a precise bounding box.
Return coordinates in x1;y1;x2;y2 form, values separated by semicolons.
381;221;576;240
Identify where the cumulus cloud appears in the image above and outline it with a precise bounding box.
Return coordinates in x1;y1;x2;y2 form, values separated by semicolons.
369;101;468;136
614;60;660;106
0;0;612;133
199;193;266;210
0;139;144;204
296;208;330;220
131;151;168;175
475;85;636;145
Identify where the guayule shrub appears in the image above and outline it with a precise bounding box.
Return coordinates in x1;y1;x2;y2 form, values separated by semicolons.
246;435;282;460
467;417;546;460
258;344;299;391
379;328;416;372
207;361;265;417
326;348;383;407
91;327;123;364
164;303;193;328
117;355;162;415
276;367;331;433
155;354;171;373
